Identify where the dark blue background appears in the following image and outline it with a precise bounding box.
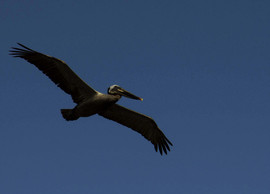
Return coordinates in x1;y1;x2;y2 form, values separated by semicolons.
1;1;270;193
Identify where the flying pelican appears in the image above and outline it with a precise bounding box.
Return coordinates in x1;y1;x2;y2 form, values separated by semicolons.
10;43;172;155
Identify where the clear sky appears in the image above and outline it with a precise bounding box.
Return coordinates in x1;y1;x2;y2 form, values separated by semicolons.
1;0;270;193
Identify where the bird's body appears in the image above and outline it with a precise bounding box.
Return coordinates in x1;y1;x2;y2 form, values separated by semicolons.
10;43;173;155
76;93;119;117
62;92;119;120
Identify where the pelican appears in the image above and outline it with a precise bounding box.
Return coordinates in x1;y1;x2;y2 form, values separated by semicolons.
10;43;173;155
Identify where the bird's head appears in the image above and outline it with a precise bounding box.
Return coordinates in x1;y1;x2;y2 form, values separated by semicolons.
107;85;143;101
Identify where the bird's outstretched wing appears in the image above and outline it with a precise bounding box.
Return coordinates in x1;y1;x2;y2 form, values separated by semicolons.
98;104;173;155
9;43;97;104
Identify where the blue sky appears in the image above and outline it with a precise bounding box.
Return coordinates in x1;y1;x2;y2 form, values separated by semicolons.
1;0;270;193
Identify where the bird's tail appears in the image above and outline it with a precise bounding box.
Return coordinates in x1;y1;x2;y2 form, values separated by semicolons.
61;109;79;121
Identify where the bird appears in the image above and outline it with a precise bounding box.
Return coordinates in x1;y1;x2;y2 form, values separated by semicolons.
10;43;173;155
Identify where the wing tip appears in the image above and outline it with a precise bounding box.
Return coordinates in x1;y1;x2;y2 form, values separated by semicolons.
9;43;37;58
153;139;173;156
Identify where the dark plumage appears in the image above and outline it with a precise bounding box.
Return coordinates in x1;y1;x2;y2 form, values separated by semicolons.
10;43;173;155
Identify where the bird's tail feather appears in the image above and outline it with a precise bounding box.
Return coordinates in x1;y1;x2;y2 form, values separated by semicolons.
61;109;79;121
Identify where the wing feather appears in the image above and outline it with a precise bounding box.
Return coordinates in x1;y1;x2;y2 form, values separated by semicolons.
10;43;97;104
99;104;172;155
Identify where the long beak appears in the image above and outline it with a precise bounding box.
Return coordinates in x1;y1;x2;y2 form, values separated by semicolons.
117;88;143;101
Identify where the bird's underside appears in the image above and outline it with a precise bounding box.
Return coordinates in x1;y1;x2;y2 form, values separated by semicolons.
10;43;173;155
